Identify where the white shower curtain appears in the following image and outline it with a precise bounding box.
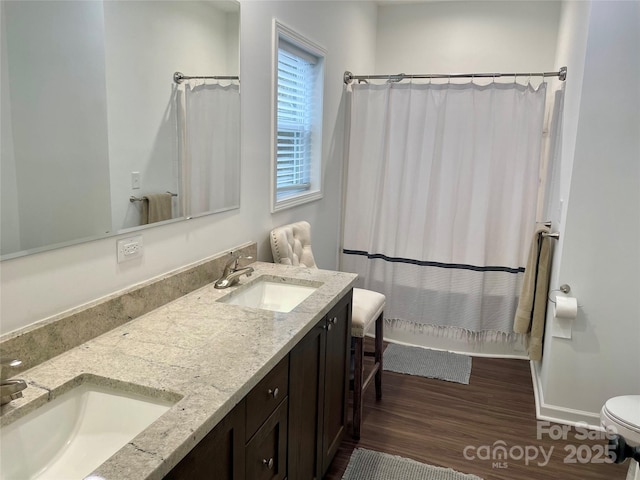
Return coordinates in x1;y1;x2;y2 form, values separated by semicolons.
342;80;547;344
178;80;240;217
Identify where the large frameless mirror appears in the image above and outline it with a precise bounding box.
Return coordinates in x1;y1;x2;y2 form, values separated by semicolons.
1;0;240;260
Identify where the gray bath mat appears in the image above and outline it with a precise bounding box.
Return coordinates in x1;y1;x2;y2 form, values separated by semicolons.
383;343;472;384
342;448;483;480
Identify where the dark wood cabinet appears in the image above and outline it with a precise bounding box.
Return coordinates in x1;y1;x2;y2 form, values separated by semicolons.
288;318;326;479
165;290;352;480
245;356;289;480
165;399;246;480
166;359;289;480
246;356;289;441
321;291;352;474
245;398;288;480
288;290;352;478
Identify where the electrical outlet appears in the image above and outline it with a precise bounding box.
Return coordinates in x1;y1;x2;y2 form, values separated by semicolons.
117;235;143;263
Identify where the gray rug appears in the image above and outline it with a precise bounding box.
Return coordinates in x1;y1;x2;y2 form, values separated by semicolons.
383;343;472;384
342;448;483;480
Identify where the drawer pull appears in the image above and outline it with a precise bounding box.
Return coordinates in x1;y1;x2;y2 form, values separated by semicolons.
268;387;279;399
329;316;338;325
263;457;274;469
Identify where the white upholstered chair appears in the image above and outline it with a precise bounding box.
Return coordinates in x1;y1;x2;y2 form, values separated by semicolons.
270;221;384;440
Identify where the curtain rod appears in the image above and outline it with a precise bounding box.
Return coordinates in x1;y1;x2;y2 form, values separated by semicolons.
173;71;239;84
343;66;567;84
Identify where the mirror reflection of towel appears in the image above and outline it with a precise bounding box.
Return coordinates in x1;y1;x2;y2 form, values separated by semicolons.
141;193;173;225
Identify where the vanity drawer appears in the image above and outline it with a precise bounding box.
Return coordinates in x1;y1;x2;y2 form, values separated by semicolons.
246;356;289;441
246;398;288;480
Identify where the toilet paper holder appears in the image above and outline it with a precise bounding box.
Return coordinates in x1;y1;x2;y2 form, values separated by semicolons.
549;284;579;339
549;284;571;303
549;284;582;308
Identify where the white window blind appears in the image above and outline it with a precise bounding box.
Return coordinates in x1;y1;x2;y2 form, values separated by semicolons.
276;44;317;198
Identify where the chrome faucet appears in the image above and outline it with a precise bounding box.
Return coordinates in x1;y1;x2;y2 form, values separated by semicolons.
0;357;27;406
214;252;254;289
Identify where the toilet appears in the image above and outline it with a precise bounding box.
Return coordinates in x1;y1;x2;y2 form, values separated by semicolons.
601;395;640;480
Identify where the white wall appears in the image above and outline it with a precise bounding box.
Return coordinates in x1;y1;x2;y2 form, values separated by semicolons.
104;1;234;231
376;1;561;74
536;0;640;423
1;1;112;254
0;1;378;335
0;5;20;254
537;0;591;420
227;10;240;75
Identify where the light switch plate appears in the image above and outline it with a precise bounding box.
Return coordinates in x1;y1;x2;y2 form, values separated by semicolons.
131;172;141;190
117;235;143;263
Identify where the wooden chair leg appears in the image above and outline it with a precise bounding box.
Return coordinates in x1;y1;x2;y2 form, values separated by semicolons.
374;312;383;400
353;336;364;441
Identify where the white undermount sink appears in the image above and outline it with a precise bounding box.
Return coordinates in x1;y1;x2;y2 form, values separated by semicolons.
218;277;319;313
0;382;175;480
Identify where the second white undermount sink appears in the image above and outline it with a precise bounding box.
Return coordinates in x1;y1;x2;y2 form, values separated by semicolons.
0;381;175;480
218;277;320;313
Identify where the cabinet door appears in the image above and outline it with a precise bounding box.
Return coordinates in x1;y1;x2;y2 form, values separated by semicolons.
245;398;288;480
288;319;326;480
165;400;246;480
322;291;352;476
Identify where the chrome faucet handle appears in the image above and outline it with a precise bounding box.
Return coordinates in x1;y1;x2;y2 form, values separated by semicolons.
221;252;239;276
0;379;28;405
223;252;254;274
0;357;22;381
215;253;255;289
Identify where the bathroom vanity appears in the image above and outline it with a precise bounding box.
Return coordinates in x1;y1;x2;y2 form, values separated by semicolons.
166;291;352;479
0;262;356;480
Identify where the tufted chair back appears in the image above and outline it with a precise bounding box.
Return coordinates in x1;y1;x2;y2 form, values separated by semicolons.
270;221;318;268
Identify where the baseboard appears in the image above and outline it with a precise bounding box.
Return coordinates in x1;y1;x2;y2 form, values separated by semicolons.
530;360;602;430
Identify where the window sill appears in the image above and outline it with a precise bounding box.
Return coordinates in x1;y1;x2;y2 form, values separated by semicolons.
271;189;323;213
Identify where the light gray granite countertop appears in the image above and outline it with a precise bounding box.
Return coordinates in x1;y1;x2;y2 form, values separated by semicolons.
0;262;357;480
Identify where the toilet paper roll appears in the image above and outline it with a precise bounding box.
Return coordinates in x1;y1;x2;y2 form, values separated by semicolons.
554;296;578;320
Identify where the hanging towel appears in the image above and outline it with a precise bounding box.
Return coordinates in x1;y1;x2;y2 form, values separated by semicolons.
513;226;554;361
141;193;173;225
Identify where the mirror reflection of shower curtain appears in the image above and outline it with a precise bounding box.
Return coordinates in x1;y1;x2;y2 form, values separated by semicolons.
342;80;547;345
178;80;240;217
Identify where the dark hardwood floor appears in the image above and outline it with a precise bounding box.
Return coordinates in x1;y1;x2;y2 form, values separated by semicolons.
325;340;627;480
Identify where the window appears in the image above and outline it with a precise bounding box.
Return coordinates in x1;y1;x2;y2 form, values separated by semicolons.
272;21;325;212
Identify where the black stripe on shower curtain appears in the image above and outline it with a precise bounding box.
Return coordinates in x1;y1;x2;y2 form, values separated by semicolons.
342;249;525;274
